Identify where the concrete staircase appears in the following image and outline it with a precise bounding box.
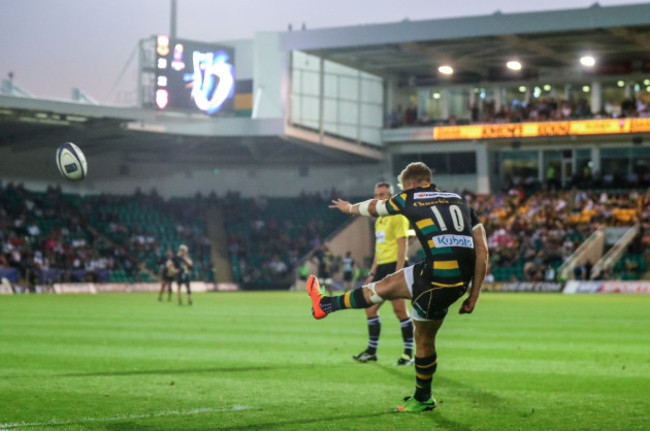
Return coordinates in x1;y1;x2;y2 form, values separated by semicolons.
205;207;233;283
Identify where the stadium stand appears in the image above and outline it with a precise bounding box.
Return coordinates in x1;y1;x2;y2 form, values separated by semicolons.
0;182;357;290
223;190;353;288
390;93;650;128
474;187;649;282
2;178;648;290
0;182;212;289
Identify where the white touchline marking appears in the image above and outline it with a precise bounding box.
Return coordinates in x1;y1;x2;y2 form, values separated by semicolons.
0;405;253;429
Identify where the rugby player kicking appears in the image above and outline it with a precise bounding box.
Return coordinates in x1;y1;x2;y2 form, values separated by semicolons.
307;162;488;412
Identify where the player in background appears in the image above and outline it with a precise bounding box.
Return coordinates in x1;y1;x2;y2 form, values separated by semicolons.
157;249;176;302
342;251;355;292
174;244;193;306
314;244;333;294
307;162;489;412
352;182;414;366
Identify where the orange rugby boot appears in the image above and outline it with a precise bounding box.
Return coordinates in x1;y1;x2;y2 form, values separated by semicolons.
307;275;327;320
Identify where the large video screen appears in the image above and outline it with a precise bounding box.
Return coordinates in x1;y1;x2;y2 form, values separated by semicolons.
154;35;235;115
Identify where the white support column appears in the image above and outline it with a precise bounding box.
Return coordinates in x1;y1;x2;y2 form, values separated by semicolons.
494;86;502;111
318;56;324;139
384;79;393;127
286;51;293;123
441;89;450;119
591;147;601;176
571;149;578;175
591;81;602;115
356;70;362;143
417;89;428;119
336;74;340;131
476;145;491;193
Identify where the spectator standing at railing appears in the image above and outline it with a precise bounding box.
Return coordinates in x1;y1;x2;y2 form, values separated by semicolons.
158;249;176;302
314;244;333;294
174;244;193;306
342;251;356;292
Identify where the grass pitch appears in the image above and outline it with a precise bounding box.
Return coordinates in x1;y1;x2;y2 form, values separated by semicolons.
0;292;648;430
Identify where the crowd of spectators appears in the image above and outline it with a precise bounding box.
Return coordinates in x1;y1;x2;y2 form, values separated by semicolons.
389;92;650;128
0;183;115;289
0;183;212;291
90;189;213;281
468;185;650;282
225;188;347;285
470;93;649;125
3;179;648;290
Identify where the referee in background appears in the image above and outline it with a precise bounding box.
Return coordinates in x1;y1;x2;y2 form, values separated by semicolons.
352;182;414;366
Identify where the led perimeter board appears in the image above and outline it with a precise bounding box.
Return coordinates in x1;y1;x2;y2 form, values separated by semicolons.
154;35;235;115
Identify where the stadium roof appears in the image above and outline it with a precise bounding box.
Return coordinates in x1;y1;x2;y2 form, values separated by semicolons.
0;95;382;168
280;3;650;86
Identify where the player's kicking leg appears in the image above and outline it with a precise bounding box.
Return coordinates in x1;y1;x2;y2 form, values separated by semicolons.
307;271;410;319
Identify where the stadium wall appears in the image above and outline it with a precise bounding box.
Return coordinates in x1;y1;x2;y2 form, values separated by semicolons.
0;140;480;197
423;174;478;193
253;32;288;119
2;158;391;198
227;39;254;80
324;217;373;267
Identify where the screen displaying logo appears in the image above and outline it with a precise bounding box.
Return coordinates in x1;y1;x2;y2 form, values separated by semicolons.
153;36;235;115
184;51;234;114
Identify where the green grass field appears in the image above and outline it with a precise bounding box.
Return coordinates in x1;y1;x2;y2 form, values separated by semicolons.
1;292;649;430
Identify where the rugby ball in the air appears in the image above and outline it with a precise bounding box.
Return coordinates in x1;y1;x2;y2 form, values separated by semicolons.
56;142;87;181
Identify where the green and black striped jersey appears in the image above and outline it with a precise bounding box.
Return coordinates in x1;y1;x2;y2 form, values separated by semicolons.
385;184;481;283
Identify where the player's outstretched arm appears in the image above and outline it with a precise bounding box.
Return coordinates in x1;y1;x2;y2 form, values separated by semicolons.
329;199;354;214
460;224;489;314
329;198;390;217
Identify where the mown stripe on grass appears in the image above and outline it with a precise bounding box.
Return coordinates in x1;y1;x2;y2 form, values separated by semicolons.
0;405;255;430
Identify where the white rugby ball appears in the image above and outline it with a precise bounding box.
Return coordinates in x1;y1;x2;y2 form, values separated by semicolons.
56;142;87;181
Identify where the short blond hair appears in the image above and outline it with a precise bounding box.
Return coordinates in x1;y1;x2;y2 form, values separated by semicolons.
397;162;433;189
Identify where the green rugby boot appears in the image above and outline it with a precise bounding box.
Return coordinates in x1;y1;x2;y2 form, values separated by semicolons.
396;396;437;412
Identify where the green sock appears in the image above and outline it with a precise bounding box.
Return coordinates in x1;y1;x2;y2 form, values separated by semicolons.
320;288;372;313
414;354;437;402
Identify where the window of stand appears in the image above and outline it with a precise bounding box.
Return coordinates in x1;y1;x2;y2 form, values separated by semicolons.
392;152;477;178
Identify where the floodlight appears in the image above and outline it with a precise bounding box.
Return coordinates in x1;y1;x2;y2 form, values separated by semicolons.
438;65;454;75
580;56;596;67
507;60;522;71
